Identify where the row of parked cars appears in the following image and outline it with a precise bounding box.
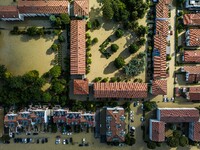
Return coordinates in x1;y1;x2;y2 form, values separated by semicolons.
13;138;48;144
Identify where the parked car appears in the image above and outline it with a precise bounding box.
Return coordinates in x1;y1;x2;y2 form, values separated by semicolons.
4;140;10;144
140;116;145;122
36;139;39;144
63;139;66;145
141;104;144;110
45;138;48;143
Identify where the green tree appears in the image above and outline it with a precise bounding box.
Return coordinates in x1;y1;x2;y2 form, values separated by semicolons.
58;35;65;42
51;82;64;94
42;92;52;102
49;15;56;22
92;37;98;44
86;21;92;30
27;26;38;36
179;136;188;147
55;17;62;27
111;44;119;52
49;66;61;78
129;43;139;54
115;28;124;38
147;141;157;149
114;56;125;69
102;0;114;20
60;13;70;25
51;43;58;52
137;37;146;46
136;25;147;37
167;137;179;147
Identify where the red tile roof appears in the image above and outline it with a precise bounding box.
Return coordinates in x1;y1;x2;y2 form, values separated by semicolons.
158;108;199;122
189;87;200;101
0;6;19;18
156;20;169;36
184;50;200;63
156;2;169;19
191;121;200;141
184;13;200;25
74;0;89;16
184;66;200;74
152;80;167;95
70;20;86;75
18;0;68;14
73;79;89;95
106;107;125;142
150;120;165;142
153;35;167;79
187;29;200;47
94;82;148;98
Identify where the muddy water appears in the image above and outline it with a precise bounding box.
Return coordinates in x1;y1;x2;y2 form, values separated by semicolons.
0;30;56;76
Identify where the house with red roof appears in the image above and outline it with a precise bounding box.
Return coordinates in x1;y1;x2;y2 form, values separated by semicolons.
149;108;200;142
151;80;167;96
183;50;200;63
93;82;148;99
73;0;89;17
187;87;200;101
185;29;200;47
0;6;22;21
70;20;86;76
182;66;200;83
4;112;18;132
155;20;169;37
97;107;126;143
184;13;200;26
73;79;89;95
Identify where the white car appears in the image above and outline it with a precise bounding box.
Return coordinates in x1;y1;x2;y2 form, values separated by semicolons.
63;139;66;145
140;117;145;122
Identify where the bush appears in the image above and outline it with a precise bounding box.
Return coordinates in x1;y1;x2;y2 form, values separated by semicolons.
156;142;162;147
86;39;92;47
86;46;91;51
51;43;58;52
117;77;122;82
167;137;179;147
102;77;109;82
110;77;117;82
147;141;157;149
86;52;92;57
87;58;92;64
148;46;152;52
93;77;102;82
92;19;101;29
179;136;188;147
166;54;171;61
92;37;98;44
86;33;91;39
115;28;124;38
137;37;146;46
114;56;125;69
110;44;119;52
86;21;92;30
58;35;65;42
129;43;139;54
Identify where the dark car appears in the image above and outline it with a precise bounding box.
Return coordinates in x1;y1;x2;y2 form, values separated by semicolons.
27;138;30;143
41;139;45;144
65;139;68;144
33;132;38;135
45;138;48;143
79;144;83;147
4;141;10;144
133;102;137;107
69;137;72;143
36;139;39;144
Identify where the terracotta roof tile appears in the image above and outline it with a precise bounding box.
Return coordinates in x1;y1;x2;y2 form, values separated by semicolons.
187;29;200;47
156;2;169;19
184;50;200;63
153;35;167;79
94;82;148;98
150;120;165;142
70;20;86;75
158;108;199;122
74;0;89;16
73;79;89;95
189;87;200;101
184;13;200;26
156;20;169;36
152;80;167;95
18;0;68;14
0;6;19;18
191;121;200;141
184;66;200;74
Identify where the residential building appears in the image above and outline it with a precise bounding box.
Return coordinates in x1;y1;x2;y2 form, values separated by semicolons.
155;20;169;37
182;66;200;83
17;110;31;128
53;106;95;127
93;82;148;99
183;13;200;26
156;1;169;20
153;35;167;79
0;0;69;21
151;79;167;95
185;29;200;47
4;112;18;132
187;87;200;101
183;50;200;63
186;0;200;9
97;107;126;143
73;0;89;17
73;79;89;95
149;108;200;142
70;20;86;76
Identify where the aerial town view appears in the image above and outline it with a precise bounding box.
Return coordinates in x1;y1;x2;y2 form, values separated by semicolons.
0;0;200;149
